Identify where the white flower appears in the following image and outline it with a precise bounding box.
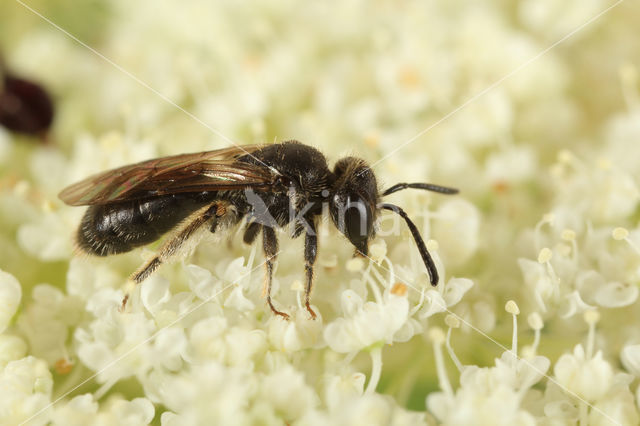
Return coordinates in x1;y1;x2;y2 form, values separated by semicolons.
0;269;21;333
324;289;409;353
18;284;85;364
0;335;28;368
0;356;53;425
323;372;366;413
186;316;267;366
418;277;474;319
554;344;613;402
621;344;640;377
51;394;98;426
268;308;324;352
588;375;639;426
258;364;318;421
157;362;254;425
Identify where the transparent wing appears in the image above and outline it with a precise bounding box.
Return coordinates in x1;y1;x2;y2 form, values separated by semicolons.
59;145;275;206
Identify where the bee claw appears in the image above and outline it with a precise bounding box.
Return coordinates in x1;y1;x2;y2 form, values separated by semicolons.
267;299;290;320
305;302;317;320
119;294;129;313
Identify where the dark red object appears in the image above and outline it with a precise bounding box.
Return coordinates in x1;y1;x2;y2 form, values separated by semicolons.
0;73;54;136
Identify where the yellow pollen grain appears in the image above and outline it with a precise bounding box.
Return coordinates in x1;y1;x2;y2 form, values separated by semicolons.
54;358;73;375
390;282;407;296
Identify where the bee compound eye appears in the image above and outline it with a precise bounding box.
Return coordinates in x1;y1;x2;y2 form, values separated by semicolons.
344;198;371;240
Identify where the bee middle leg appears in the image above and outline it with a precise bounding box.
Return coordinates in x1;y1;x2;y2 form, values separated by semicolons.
262;225;289;319
123;202;229;308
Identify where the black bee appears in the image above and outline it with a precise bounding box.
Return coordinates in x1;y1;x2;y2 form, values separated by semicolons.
59;140;457;319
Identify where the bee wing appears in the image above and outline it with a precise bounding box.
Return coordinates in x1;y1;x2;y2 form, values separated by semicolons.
59;145;275;206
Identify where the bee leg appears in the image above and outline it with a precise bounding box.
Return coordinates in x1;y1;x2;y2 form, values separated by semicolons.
303;221;318;320
243;220;261;244
262;225;289;319
124;203;224;308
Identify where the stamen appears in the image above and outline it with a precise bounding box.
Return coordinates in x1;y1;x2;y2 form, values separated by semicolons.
382;256;396;286
538;247;560;294
365;346;383;395
505;300;520;360
291;280;304;311
429;327;453;398
561;228;578;264
533;213;554;252
584;309;600;360
363;264;383;304
612;227;640;256
409;287;426;316
527;312;543;356
445;315;463;372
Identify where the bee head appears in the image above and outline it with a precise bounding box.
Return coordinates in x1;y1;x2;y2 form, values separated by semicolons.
329;157;379;256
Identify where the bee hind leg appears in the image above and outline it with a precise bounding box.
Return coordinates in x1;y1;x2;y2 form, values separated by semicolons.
122;202;228;309
303;220;318;320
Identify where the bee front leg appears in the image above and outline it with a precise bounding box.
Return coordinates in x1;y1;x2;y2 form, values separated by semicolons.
304;221;318;320
262;225;289;319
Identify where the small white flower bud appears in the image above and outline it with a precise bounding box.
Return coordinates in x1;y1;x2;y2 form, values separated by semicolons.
369;240;387;262
505;300;520;315
346;257;364;272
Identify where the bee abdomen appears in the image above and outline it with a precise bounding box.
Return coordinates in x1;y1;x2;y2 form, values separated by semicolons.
76;195;212;256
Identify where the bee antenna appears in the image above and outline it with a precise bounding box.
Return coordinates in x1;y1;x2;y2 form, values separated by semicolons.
382;182;459;197
379;202;439;286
